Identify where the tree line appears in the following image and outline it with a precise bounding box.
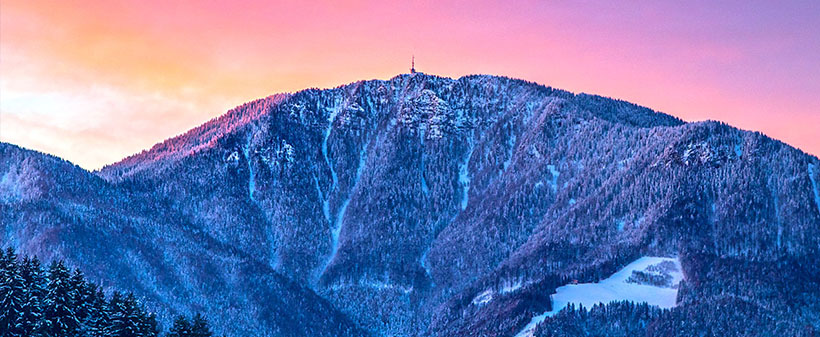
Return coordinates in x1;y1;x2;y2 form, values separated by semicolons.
0;247;216;337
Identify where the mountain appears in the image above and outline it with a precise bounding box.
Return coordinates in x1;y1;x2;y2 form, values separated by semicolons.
3;73;819;336
0;143;367;336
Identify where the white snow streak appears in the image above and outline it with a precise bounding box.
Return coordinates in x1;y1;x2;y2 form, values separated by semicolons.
420;126;429;196
809;164;820;215
459;131;476;210
472;289;493;306
515;257;683;337
546;164;559;192
329;279;414;294
502;134;517;171
243;135;257;203
321;107;341;224
516;313;548;337
321;140;369;278
420;246;432;279
772;187;782;249
500;279;523;294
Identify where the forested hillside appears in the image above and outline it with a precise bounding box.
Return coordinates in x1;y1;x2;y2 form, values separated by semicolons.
0;247;216;337
3;73;819;336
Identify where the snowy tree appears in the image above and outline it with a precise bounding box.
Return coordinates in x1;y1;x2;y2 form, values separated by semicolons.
167;315;192;337
69;268;93;332
110;291;136;337
19;256;46;335
140;311;160;337
190;313;213;337
0;248;26;336
85;285;111;337
1;248;189;337
41;260;80;336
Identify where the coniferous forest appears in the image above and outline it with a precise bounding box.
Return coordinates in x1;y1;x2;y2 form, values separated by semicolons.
2;74;819;336
0;247;215;337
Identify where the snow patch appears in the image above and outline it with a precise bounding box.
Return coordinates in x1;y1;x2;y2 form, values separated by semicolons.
502;134;517;171
282;143;295;163
546;165;559;192
516;313;548;337
472;289;493;306
242;136;257;203
809;164;820;215
420;247;432;280
772;186;782;249
321;106;341;224
500;279;523;294
320;140;369;279
329;280;414;295
312;173;323;204
226;151;240;163
459;132;476;210
515;257;683;337
420;125;429;196
0;165;43;202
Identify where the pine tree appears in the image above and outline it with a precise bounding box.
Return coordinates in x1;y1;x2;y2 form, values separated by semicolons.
86;286;111;337
110;292;141;337
0;247;26;336
19;256;46;335
41;260;80;336
70;268;91;328
167;315;191;337
190;313;213;337
140;312;160;337
107;292;124;336
2;250;180;337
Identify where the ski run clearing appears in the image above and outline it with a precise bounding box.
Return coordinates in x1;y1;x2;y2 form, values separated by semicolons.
515;256;684;337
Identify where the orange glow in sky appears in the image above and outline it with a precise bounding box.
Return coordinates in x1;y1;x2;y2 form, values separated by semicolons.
1;0;819;169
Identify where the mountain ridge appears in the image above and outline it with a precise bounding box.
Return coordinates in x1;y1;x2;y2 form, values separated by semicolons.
97;73;690;182
3;72;819;336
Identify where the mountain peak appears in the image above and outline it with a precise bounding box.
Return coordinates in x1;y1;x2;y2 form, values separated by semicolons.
4;72;820;336
98;74;683;182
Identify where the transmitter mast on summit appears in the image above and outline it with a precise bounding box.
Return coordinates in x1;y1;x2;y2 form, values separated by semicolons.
411;55;416;74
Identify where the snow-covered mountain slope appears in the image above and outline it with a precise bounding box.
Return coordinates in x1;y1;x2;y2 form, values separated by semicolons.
516;256;683;337
4;73;820;336
0;143;368;337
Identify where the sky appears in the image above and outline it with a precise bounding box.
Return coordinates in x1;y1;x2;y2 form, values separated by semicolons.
1;0;819;169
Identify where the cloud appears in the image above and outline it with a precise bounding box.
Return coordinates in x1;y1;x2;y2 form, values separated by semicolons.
0;80;234;169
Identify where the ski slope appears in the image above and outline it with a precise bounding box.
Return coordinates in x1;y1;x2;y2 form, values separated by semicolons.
515;256;683;337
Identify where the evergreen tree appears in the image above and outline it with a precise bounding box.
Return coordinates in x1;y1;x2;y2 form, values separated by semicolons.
140;312;160;337
190;313;213;337
110;292;141;337
1;249;216;337
167;315;191;337
19;256;46;335
70;268;91;327
41;260;80;336
107;292;123;336
0;247;26;336
86;285;111;337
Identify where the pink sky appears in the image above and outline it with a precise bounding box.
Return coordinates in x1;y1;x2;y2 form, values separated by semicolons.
1;0;818;169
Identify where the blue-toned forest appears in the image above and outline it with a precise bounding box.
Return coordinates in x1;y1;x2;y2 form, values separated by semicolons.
2;73;819;336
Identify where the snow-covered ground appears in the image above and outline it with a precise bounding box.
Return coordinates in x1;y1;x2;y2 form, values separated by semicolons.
515;256;683;337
